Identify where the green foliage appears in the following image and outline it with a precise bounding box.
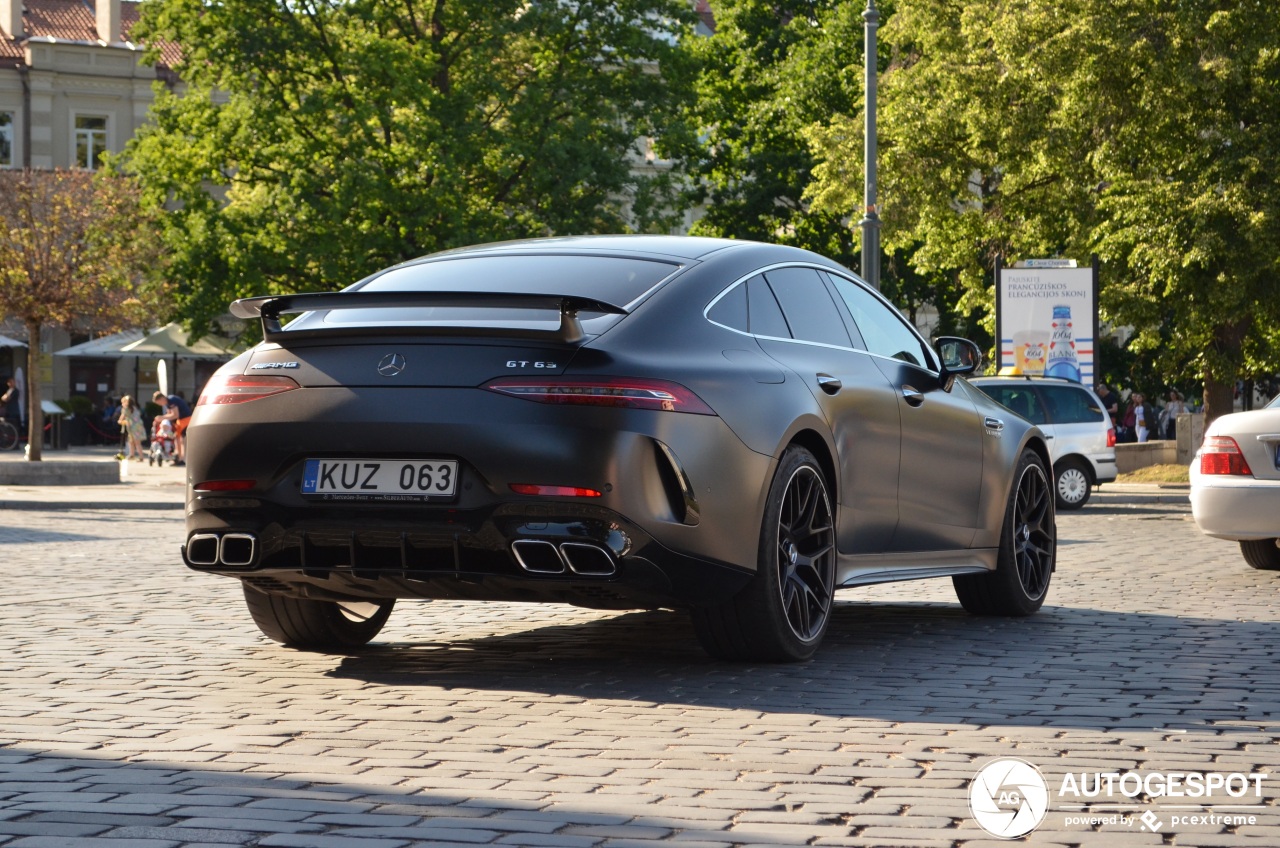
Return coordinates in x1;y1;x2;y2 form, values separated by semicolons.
681;0;865;267
807;0;1102;332
56;396;96;417
1087;0;1280;419
804;0;1280;422
126;0;699;335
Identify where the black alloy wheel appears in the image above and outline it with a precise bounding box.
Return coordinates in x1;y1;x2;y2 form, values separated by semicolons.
693;446;836;662
775;464;837;643
954;449;1056;616
1011;458;1055;599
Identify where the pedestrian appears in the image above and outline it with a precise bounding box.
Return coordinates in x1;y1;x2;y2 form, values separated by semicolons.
1;376;20;428
1095;383;1120;430
152;390;192;467
1123;392;1151;443
117;395;146;461
1160;390;1186;441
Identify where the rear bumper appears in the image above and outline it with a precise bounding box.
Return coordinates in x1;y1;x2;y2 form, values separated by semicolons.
1190;475;1280;541
1091;455;1118;484
182;499;752;609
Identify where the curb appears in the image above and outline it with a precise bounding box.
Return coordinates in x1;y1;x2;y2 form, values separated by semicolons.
0;500;183;511
0;460;121;486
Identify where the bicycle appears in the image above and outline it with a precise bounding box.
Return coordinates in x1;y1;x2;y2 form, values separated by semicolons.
0;417;18;451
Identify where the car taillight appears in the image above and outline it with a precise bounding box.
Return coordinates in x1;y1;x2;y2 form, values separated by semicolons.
1106;427;1116;448
485;377;715;415
197;375;300;406
1199;436;1253;476
193;479;257;492
510;484;602;498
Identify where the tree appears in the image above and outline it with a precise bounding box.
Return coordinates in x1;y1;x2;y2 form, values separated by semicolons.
805;0;1104;343
126;0;699;335
682;0;864;267
805;0;1280;424
1086;0;1280;423
0;169;163;460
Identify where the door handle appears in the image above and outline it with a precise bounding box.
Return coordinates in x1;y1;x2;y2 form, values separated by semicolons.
816;373;842;395
902;385;924;407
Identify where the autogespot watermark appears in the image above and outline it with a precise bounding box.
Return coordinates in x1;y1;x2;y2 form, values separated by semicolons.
969;759;1270;839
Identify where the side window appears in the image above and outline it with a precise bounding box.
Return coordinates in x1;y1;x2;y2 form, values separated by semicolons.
746;274;791;338
74;115;109;170
763;267;851;347
979;386;1047;425
707;282;748;332
1041;386;1104;424
826;274;932;368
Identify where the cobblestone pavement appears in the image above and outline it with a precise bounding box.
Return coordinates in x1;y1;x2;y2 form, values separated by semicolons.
0;500;1276;847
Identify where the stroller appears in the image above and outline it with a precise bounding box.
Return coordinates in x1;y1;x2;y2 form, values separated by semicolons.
148;418;176;466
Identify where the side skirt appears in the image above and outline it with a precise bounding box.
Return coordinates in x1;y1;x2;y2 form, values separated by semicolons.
836;548;997;588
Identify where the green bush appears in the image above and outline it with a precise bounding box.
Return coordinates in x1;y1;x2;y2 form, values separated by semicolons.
56;396;95;417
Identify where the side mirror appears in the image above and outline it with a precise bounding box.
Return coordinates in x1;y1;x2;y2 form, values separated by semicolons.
935;337;983;375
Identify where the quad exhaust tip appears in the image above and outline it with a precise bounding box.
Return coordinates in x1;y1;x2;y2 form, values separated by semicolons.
512;540;616;577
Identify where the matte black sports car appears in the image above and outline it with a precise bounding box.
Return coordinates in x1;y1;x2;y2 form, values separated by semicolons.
184;236;1056;661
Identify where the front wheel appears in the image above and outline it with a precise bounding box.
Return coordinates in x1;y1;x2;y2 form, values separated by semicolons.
242;584;394;650
954;449;1056;616
693;446;836;662
1240;539;1280;571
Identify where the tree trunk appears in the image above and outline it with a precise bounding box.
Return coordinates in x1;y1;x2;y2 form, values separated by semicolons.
1202;373;1235;431
24;321;41;461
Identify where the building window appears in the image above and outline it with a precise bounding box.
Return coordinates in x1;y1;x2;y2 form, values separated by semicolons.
0;112;13;167
74;116;108;169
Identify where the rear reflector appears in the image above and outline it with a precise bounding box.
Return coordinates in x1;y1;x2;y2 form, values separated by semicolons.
510;483;603;498
193;479;257;492
197;374;300;406
486;377;714;414
1199;436;1253;476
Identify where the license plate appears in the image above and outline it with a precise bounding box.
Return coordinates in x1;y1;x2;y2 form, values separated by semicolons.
301;458;458;501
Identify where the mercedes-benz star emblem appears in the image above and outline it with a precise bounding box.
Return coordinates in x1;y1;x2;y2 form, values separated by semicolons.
377;353;406;377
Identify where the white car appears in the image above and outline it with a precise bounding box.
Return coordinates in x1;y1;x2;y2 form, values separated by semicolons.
1190;396;1280;570
970;376;1118;509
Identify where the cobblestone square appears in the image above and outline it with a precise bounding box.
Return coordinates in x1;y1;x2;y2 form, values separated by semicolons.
1;494;1276;846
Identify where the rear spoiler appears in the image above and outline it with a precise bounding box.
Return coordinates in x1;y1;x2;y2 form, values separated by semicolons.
229;291;630;344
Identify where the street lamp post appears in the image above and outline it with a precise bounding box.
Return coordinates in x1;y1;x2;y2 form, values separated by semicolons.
858;0;881;290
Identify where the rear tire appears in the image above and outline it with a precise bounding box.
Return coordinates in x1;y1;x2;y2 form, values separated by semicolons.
693;446;836;662
954;449;1056;616
1053;458;1092;510
1240;539;1280;571
241;584;394;649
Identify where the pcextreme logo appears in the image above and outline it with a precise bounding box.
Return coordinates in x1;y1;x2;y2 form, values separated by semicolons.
969;759;1270;838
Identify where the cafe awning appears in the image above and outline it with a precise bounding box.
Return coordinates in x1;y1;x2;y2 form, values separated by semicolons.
119;323;238;359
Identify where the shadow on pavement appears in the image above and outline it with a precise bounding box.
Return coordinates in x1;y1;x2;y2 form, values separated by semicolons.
0;746;743;845
324;601;1280;732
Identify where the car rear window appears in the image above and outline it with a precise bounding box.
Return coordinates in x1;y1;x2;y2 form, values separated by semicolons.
316;255;680;330
1040;385;1105;424
363;255;677;302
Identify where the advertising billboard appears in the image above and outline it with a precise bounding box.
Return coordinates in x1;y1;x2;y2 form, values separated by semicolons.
996;259;1098;384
